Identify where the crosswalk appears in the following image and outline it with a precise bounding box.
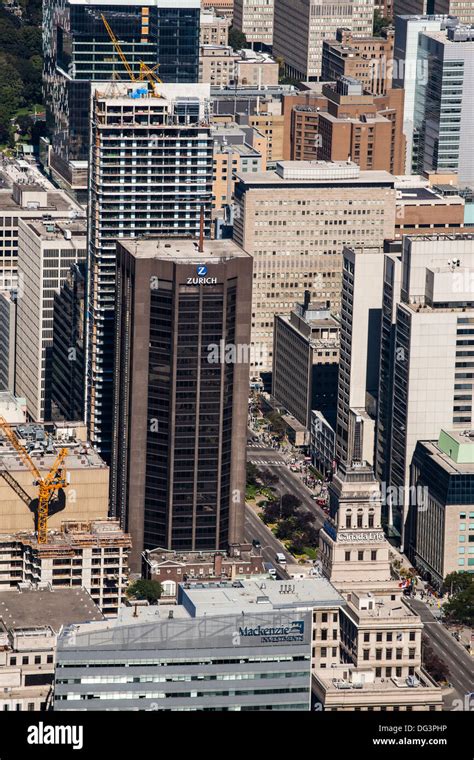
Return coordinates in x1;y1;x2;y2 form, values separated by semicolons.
249;459;286;467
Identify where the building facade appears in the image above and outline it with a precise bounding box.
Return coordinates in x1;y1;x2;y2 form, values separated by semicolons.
408;430;474;588
111;238;252;570
54;608;312;711
272;296;340;429
233;161;396;374
43;0;201;187
273;0;374;81
15;219;87;422
413;25;474;185
322;28;395;96
232;0;274;47
86;83;213;461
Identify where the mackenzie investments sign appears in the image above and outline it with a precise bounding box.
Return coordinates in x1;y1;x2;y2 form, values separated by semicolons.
238;621;305;643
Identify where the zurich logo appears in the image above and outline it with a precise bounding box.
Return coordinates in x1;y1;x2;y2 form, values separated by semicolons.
197;265;207;276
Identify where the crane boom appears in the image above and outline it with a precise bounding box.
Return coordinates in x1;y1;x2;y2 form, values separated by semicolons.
0;417;69;544
101;13;137;82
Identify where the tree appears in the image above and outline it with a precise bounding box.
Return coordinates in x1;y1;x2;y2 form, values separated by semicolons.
280;493;302;518
373;9;391;37
443;583;474;626
267;411;287;437
246;461;259;486
126;579;162;604
442;571;473;596
422;635;450;682
259;468;279;487
228;26;247;51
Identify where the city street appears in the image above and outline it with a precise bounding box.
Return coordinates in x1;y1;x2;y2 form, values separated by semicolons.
407;598;474;704
244;506;291;579
247;444;327;528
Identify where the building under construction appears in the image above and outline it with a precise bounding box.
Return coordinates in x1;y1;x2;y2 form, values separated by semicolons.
0;421;109;535
0;520;131;617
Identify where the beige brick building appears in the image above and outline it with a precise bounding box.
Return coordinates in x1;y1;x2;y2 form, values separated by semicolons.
199;11;231;45
322;28;395;96
233;161;396;371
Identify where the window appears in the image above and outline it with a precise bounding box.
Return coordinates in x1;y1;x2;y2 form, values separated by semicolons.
10;657;16;666
386;633;392;642
409;632;416;642
22;656;28;665
386;648;392;660
345;551;351;562
371;550;377;561
322;613;328;623
396;667;402;677
358;551;364;561
376;633;382;642
375;668;382;678
47;655;53;664
321;629;328;640
34;656;41;665
409;649;416;660
376;649;382;660
321;648;327;657
363;649;370;661
364;633;370;642
396;649;403;660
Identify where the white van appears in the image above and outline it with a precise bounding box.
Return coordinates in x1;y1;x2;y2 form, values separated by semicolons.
275;552;286;565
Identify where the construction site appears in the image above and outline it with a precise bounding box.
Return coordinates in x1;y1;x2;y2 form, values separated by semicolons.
0;520;131;617
0;421;109;535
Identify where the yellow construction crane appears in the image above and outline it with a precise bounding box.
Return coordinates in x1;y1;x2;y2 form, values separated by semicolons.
101;14;162;96
0;417;68;544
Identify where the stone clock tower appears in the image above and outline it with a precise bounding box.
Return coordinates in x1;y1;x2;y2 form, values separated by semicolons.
319;462;391;584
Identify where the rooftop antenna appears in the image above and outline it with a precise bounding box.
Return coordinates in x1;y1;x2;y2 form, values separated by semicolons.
198;205;205;254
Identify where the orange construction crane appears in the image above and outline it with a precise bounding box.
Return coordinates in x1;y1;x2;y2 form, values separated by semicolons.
101;14;162;95
0;417;68;544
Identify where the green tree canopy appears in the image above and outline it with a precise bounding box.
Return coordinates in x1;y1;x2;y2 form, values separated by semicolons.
442;571;473;595
126;579;163;605
228;26;247;51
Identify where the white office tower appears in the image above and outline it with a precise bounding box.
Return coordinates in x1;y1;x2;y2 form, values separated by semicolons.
233;0;275;47
413;24;474;185
86;83;213;460
393;15;458;174
273;0;374;81
335;246;387;468
15;219;87;422
383;234;474;548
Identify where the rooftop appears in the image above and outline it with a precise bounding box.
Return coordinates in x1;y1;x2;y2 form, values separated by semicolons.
118;236;250;262
180;577;345;617
236;161;394;186
0;423;106;472
0;588;104;632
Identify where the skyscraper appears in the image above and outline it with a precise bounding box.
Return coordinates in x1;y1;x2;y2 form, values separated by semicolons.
86;83;213;460
379;234;474;547
273;0;374;81
233;161;396;375
43;0;201;189
15;219;87;422
335;246;386;467
413;25;474;185
111;237;252;571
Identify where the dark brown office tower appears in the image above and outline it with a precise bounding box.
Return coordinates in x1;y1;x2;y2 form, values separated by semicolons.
111;237;252;571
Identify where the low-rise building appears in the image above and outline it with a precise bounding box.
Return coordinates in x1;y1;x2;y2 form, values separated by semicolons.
0;586;103;711
143;547;266;598
200;46;279;88
0;520;131;617
54;602;313;711
199;10;231;45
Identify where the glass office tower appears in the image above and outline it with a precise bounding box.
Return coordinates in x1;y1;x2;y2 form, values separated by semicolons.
43;0;201;184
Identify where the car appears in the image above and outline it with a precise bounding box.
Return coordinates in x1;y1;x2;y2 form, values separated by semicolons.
275;552;287;565
252;538;262;549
